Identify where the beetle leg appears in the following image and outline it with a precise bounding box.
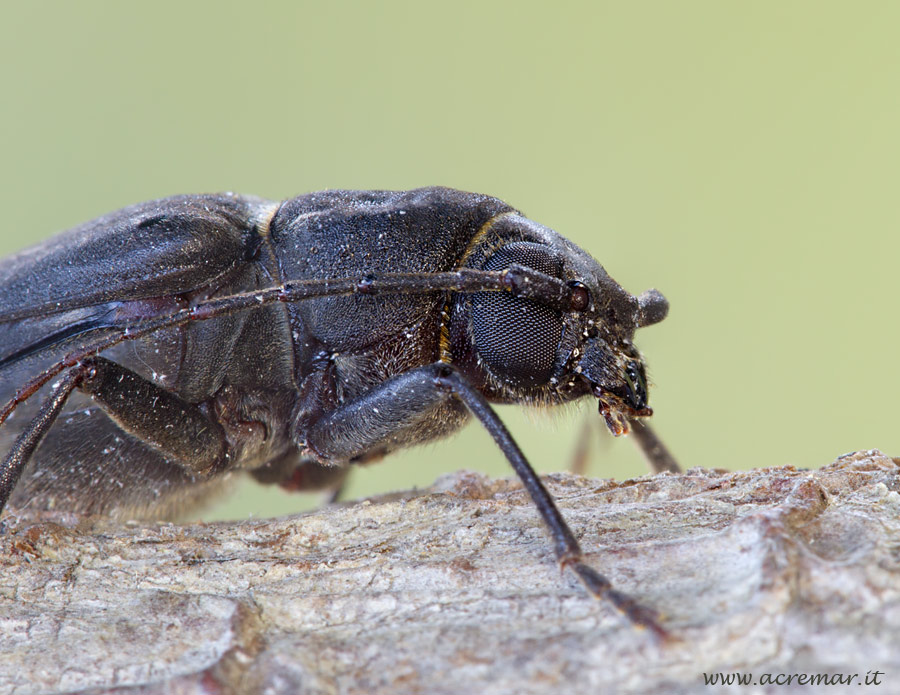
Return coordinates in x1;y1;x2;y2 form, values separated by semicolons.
568;416;594;477
430;364;666;638
250;452;351;498
0;367;82;513
0;356;229;514
301;362;665;637
628;419;681;474
572;414;681;476
78;356;229;475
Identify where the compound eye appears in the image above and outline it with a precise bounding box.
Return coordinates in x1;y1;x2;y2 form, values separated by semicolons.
470;242;564;388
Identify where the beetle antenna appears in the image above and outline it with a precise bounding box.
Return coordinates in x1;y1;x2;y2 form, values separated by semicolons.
0;267;574;426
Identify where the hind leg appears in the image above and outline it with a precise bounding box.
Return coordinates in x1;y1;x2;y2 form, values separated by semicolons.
0;356;229;514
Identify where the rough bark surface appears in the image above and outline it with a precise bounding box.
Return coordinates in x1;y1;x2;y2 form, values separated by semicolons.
1;450;899;695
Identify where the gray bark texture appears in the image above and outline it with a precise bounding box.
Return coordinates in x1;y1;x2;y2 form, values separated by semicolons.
1;450;899;695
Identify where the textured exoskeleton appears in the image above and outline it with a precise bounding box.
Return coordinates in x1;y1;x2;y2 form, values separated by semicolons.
0;187;673;634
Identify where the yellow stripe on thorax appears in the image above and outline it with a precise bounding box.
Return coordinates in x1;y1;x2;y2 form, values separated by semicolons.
438;211;516;363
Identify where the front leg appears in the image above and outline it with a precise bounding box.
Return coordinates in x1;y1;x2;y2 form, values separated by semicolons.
301;362;666;637
303;363;466;464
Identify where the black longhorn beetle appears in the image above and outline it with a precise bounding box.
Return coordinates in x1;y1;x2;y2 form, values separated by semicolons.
0;187;675;635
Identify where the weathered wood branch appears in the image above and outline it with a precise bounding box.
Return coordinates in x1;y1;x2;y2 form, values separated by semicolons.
2;451;899;694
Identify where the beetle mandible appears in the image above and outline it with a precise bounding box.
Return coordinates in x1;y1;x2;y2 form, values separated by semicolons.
0;187;673;634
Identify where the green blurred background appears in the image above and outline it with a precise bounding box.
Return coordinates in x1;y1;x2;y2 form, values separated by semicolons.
1;3;897;520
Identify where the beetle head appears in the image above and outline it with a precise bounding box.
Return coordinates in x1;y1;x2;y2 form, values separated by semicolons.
449;213;668;436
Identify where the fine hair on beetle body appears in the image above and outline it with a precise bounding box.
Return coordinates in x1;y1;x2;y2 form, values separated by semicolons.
0;186;675;635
